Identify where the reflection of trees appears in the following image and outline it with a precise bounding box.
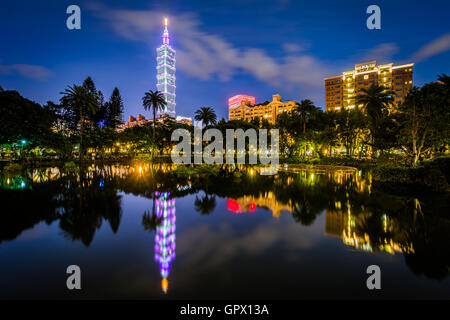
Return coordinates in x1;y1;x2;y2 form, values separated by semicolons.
292;203;322;226
348;191;450;280
402;216;450;280
142;210;162;231
0;182;60;243
194;192;216;215
56;168;122;246
1;164;450;281
0;167;122;247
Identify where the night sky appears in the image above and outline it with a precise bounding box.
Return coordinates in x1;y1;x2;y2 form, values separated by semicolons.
1;0;449;120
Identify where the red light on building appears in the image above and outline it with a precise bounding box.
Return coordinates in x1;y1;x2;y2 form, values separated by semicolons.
249;202;255;212
228;95;256;109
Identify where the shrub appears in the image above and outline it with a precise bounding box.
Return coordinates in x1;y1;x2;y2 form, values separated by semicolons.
3;163;23;173
373;161;449;192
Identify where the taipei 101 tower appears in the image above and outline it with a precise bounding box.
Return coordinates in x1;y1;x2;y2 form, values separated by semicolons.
156;18;176;117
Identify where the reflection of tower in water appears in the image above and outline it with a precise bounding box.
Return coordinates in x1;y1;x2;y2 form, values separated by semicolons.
154;191;176;293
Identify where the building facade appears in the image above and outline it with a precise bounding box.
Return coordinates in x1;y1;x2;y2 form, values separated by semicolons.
116;114;192;131
228;94;297;124
156;18;176;117
324;61;414;112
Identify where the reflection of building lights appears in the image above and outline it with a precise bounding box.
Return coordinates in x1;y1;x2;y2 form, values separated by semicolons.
227;193;293;218
227;199;241;213
326;209;402;255
154;191;176;293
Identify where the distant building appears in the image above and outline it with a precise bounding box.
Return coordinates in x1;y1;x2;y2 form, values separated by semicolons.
116;114;192;131
228;94;297;124
175;116;192;126
324;61;414;112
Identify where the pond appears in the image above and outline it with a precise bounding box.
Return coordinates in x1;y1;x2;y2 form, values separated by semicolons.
0;163;449;299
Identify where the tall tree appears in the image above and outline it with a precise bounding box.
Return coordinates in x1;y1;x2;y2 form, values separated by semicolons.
82;77;103;125
60;85;98;163
297;99;317;134
0;89;55;148
194;107;217;129
397;82;447;166
142;90;166;143
335;108;366;157
356;84;394;154
437;73;450;89
106;87;124;129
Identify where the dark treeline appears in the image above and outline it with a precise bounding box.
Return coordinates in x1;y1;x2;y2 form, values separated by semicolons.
0;75;449;168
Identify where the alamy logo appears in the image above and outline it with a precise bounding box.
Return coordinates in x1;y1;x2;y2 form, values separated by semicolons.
366;5;381;30
171;128;279;175
66;265;81;290
66;5;81;30
366;265;381;290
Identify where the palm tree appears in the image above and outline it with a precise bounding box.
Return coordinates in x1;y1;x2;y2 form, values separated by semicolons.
437;73;450;89
194;107;217;129
60;85;98;163
356;84;394;153
142;90;166;143
297;99;317;134
194;192;217;215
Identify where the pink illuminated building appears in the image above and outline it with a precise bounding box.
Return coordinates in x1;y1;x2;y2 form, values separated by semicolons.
228;94;256;109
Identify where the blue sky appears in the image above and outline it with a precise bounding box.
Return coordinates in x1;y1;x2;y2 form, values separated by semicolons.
0;0;449;120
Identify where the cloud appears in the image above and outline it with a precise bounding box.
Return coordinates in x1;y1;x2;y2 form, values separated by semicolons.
0;62;53;81
87;3;332;94
87;3;417;107
411;33;450;62
283;43;304;53
359;43;399;64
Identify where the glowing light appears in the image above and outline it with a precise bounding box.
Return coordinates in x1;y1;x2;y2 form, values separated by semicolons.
157;17;176;117
161;278;168;293
227;199;240;213
154;192;176;293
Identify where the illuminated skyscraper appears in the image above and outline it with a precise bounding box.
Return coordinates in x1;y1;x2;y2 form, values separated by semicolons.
154;191;176;293
156;18;176;117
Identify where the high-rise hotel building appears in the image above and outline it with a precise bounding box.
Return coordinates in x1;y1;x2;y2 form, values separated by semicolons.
324;61;414;112
156;18;176;117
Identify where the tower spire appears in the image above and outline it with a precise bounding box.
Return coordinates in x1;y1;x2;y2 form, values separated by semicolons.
163;18;170;45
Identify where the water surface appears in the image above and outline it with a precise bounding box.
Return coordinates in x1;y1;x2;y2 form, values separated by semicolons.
0;164;449;299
